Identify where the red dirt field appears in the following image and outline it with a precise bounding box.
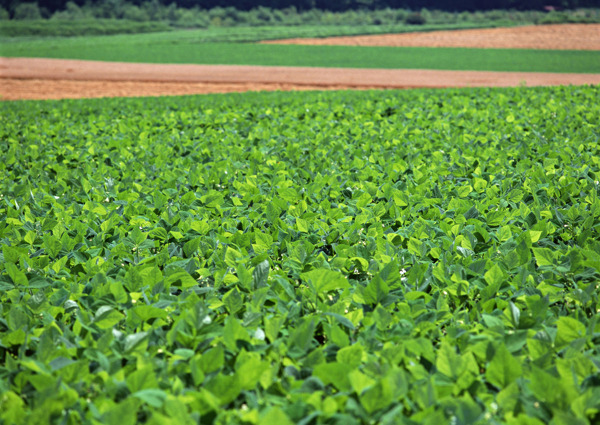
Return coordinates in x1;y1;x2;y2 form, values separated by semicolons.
2;57;599;101
0;78;379;101
263;24;600;50
1;24;599;100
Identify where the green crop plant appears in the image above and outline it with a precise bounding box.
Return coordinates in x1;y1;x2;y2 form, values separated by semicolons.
1;85;599;424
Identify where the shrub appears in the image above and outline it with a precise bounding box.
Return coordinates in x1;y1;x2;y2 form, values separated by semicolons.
122;5;150;22
538;11;571;24
13;3;42;20
173;8;209;28
405;12;426;25
51;2;88;20
0;19;170;36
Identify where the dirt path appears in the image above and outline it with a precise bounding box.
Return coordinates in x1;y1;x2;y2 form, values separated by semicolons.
2;57;599;101
264;24;600;50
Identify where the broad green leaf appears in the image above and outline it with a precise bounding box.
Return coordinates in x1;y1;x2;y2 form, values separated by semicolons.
205;374;241;405
126;367;159;393
5;263;28;286
336;344;363;368
363;275;389;305
529;367;570;407
349;369;375;395
164;268;197;288
457;185;473;198
464;206;479;220
100;398;140;425
555;316;586;349
223;287;244;314
323;312;355;330
0;391;26;424
253;231;273;253
287;319;316;359
532;247;556;267
236;353;268;390
259;407;294;425
484;263;504;287
199;345;224;374
124;332;149;354
94;306;124;329
486;344;522;389
359;378;394;413
224;317;250;352
132;389;167;408
2;245;27;264
43;234;62;258
301;269;349;294
225;247;243;268
407;238;423;256
436;342;466;379
313;362;352;391
132;305;167;323
252;260;270;288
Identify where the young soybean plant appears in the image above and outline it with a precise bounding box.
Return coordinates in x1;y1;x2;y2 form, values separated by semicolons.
0;85;599;425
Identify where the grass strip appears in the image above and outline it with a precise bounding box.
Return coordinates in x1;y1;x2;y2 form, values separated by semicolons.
2;39;599;73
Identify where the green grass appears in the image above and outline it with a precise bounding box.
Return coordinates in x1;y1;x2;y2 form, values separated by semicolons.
2;35;599;73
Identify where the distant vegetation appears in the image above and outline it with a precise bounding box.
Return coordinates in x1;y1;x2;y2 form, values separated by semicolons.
3;0;600;15
1;1;599;37
0;18;170;37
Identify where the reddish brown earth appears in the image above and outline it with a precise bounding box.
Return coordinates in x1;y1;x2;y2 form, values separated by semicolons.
0;78;364;100
1;57;599;101
264;24;600;50
1;24;599;101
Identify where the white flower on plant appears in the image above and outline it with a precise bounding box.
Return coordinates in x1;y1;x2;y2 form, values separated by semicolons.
253;328;265;341
400;268;407;275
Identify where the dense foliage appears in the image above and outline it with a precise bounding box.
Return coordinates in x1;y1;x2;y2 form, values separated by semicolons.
0;18;170;36
3;0;600;15
2;1;599;36
1;85;600;424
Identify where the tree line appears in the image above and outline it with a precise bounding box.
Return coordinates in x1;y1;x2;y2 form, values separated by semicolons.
3;0;598;15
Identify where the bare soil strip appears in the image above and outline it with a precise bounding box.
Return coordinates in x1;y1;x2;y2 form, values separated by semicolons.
0;78;376;101
2;57;599;101
263;24;600;50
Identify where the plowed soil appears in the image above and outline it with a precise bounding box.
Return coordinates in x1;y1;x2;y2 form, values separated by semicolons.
1;24;599;101
264;24;600;50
